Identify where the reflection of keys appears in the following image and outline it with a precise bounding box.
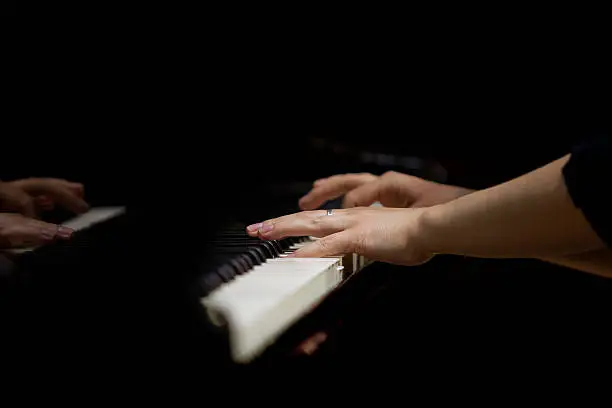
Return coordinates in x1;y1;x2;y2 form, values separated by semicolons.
61;206;125;231
7;206;126;254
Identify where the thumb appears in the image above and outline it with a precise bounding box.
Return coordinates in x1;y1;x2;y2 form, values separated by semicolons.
290;232;352;258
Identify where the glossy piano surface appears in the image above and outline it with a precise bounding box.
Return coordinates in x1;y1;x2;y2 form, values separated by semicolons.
3;128;611;378
1;186;388;372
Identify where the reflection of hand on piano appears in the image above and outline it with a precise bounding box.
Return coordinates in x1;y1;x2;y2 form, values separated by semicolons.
0;178;89;217
5;206;126;254
247;207;434;266
295;331;328;355
0;213;73;249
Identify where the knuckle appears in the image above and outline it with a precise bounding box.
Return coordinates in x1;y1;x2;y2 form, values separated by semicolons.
352;233;367;254
303;210;319;219
382;171;398;178
317;235;339;253
326;174;344;184
316;237;330;250
344;191;358;204
310;216;324;226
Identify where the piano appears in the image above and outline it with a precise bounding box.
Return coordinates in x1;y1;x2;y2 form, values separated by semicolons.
0;128;464;374
4;135;611;379
2;200;384;372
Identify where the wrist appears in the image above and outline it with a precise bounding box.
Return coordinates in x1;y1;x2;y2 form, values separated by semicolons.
417;203;453;256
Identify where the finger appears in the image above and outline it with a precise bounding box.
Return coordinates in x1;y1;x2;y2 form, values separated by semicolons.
3;220;73;248
34;195;55;210
48;187;89;213
298;173;376;210
247;210;349;240
67;182;85;198
342;179;384;208
12;179;89;213
295;331;328;355
0;186;37;217
24;217;74;238
246;210;327;235
289;231;353;258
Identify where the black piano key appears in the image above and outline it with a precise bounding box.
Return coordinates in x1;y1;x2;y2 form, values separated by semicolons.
278;239;293;251
213;249;256;269
213;240;281;258
199;268;226;294
258;241;278;258
211;246;268;264
235;253;254;270
268;240;283;255
246;247;267;264
239;248;264;266
234;256;250;273
223;259;243;279
196;220;312;296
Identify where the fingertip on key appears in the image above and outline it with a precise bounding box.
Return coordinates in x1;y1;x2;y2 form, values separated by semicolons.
56;226;74;239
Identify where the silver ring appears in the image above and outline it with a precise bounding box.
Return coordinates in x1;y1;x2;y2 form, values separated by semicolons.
326;209;334;216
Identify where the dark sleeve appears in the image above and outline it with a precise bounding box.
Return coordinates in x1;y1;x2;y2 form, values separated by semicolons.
562;134;612;247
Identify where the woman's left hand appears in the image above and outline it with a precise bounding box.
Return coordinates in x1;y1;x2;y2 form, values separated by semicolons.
246;207;434;266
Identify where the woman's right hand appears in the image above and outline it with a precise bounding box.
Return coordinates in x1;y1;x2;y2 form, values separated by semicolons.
0;213;73;249
294;171;473;356
298;171;474;210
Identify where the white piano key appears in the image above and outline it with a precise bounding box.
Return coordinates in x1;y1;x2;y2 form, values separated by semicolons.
62;206;125;231
202;250;345;363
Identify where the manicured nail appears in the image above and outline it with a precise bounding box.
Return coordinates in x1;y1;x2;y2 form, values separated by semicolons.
259;223;274;233
56;226;74;239
41;229;56;241
247;223;262;232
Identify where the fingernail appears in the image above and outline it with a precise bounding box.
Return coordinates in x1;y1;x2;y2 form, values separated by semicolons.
56;226;74;239
259;223;274;233
247;223;262;232
41;229;56;241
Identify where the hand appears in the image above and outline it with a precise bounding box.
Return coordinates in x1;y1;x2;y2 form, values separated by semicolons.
247;207;433;266
298;171;473;210
0;178;89;217
0;213;74;249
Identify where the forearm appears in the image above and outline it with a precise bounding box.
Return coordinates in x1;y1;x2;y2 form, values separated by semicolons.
420;155;606;258
540;249;612;278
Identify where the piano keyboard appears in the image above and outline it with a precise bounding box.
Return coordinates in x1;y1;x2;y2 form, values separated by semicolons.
7;206;126;254
7;205;371;364
201;234;372;364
